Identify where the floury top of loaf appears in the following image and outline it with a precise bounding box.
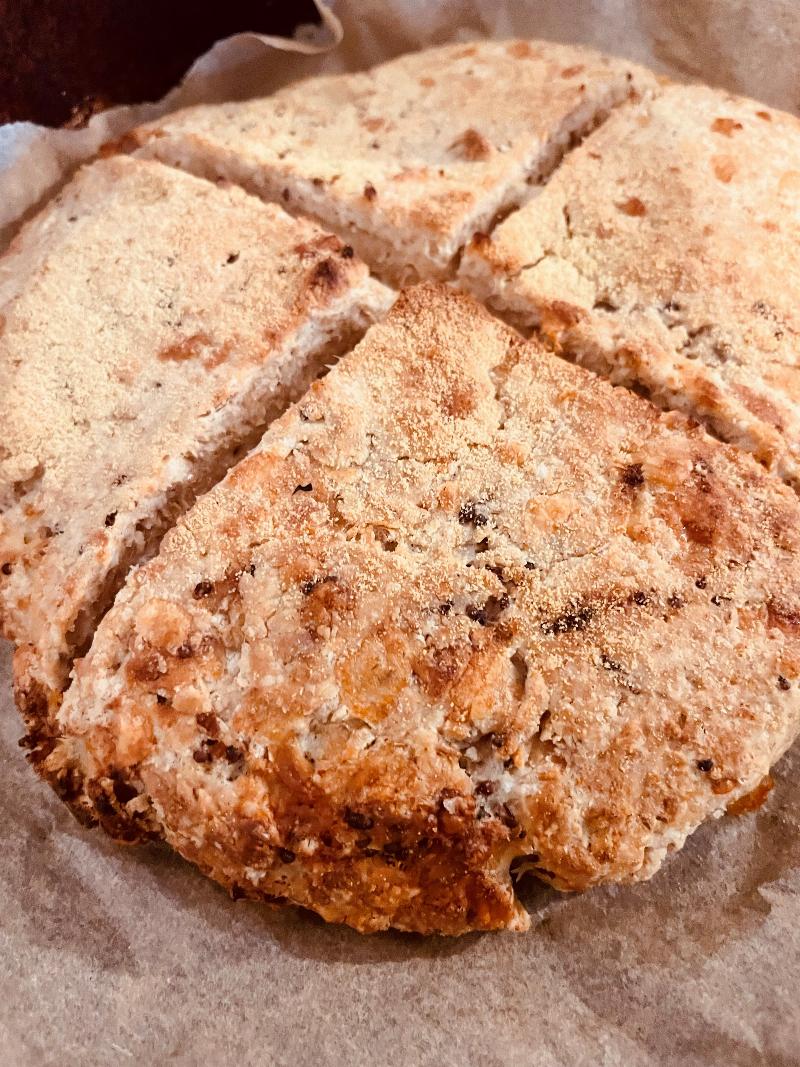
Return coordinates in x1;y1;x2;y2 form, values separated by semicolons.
0;155;391;710
122;40;657;285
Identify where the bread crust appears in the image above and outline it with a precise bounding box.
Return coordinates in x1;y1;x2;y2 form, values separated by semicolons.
123;40;655;283
0;155;391;702
459;83;800;491
40;285;800;934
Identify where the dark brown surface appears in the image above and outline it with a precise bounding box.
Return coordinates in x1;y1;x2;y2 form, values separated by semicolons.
0;0;319;127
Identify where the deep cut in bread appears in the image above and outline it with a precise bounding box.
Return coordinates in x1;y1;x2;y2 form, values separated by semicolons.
459;84;800;491
0;155;392;710
122;40;655;285
37;286;800;934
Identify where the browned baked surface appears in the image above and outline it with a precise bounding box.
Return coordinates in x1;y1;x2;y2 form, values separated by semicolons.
123;40;655;283
33;285;800;934
0;154;390;706
459;83;800;491
7;40;800;937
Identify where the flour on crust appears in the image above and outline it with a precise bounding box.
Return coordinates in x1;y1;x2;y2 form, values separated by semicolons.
0;155;392;708
122;40;655;285
460;83;800;491
37;285;800;934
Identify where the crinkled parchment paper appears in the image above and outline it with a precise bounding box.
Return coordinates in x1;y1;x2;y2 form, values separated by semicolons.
2;3;799;1064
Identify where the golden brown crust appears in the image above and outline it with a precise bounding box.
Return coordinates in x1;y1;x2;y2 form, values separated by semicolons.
459;83;800;491
0;154;390;700
126;40;655;282
44;285;800;933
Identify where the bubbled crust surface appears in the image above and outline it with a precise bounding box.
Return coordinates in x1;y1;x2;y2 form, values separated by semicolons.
459;83;800;489
46;285;800;934
0;154;387;693
128;40;655;280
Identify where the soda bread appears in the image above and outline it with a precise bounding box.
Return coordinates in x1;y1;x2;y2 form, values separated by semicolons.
460;84;800;490
32;286;800;934
6;41;800;935
122;41;656;285
0;155;391;707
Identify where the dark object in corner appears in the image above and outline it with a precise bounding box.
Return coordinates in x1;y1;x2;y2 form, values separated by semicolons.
0;0;320;127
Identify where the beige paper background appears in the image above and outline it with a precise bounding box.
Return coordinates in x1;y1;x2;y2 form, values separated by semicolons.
2;2;800;1063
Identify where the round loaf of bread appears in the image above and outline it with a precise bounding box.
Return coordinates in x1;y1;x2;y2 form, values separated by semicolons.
7;40;800;934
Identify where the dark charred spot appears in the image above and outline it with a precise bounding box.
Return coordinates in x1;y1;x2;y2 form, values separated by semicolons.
340;245;355;258
175;643;193;660
104;512;117;527
226;252;239;264
541;604;593;635
309;257;342;291
193;579;214;599
193;747;212;764
112;776;138;804
710;594;731;606
778;675;792;691
247;563;257;576
438;601;452;615
600;653;622;671
301;574;336;597
476;780;496;796
500;804;519;829
363;182;377;201
466;593;509;626
155;692;168;705
524;561;536;570
293;483;313;495
92;792;116;818
697;758;714;772
281;188;290;202
230;884;246;901
459;499;489;526
277;847;296;864
695;577;707;590
382;842;410;864
344;808;374;831
225;745;244;765
1;562;11;575
196;711;220;737
631;590;648;606
667;593;684;609
621;462;644;488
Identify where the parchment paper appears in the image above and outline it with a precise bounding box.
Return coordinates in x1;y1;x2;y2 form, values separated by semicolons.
2;3;800;1064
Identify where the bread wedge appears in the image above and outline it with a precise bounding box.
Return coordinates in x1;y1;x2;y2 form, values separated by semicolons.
37;285;800;934
122;40;655;285
460;83;800;491
1;155;392;711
